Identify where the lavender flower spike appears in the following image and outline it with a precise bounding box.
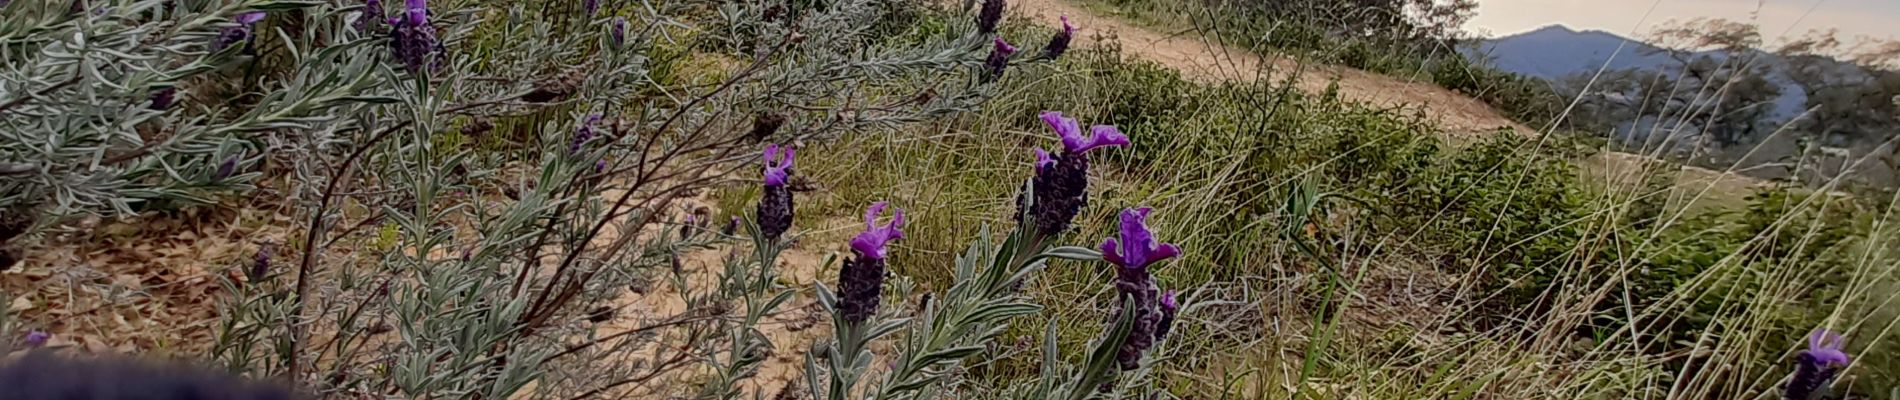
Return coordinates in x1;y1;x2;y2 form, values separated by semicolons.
389;0;440;72
1020;112;1125;238
848;202;905;260
1786;329;1850;400
214;12;266;50
1100;208;1180;270
583;0;599;15
976;0;1006;34
1043;111;1130;154
763;144;794;187
1040;15;1075;60
981;37;1018;82
757;144;796;241
838;202;904;324
610;17;627;49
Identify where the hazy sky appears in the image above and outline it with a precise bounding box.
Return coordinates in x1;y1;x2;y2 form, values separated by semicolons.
1470;0;1900;44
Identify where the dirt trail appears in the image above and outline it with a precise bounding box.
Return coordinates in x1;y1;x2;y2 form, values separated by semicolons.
1011;0;1532;137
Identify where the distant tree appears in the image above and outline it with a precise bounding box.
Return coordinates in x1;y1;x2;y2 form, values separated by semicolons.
1636;18;1783;147
1777;31;1900;148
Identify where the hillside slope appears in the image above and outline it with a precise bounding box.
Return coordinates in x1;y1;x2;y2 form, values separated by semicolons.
1011;0;1769;200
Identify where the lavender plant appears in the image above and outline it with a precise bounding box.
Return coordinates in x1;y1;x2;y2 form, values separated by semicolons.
798;111;1186;400
1;0;384;228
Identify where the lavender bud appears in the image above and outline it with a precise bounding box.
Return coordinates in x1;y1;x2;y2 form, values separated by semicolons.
722;216;740;236
23;331;50;347
750;112;788;141
1786;330;1850;400
1022;112;1128;237
981;37;1017;83
839;202;904;324
583;0;598;15
572;114;601;154
679;214;696;240
247;245;271;283
1040;15;1074;60
976;0;1004;35
212;155;239;182
757;144;796;241
148;87;176;110
610;17;627;49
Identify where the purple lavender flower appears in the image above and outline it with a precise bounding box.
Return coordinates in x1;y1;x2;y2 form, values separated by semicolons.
23;331;49;347
838;202;904;324
757;144;796;241
976;0;1005;35
148;87;176;110
212;155;239;182
981;37;1018;83
1040;15;1074;60
610;17;627;49
583;0;598;15
1098;207;1178;371
213;12;266;51
1020;111;1128;237
595;159;607;174
1786;329;1850;400
388;0;440;73
356;0;387;33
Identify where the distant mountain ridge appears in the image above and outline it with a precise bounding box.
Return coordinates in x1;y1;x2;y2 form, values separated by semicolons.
1464;25;1679;80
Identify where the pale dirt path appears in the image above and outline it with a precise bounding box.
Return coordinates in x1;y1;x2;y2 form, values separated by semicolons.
1007;0;1533;137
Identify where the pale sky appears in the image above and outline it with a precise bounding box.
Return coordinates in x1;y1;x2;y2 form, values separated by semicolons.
1470;0;1900;45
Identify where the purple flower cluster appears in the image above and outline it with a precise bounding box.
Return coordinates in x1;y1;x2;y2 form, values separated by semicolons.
1786;329;1850;400
757;144;796;241
839;202;904;324
1098;207;1179;370
1021;111;1127;238
387;0;443;73
583;0;599;15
